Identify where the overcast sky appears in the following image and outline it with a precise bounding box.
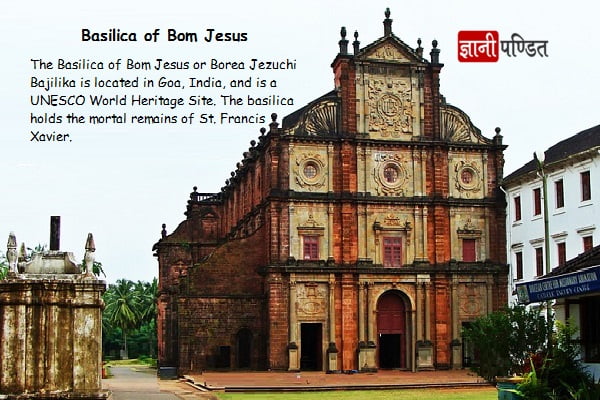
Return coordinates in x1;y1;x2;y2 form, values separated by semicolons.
1;0;598;283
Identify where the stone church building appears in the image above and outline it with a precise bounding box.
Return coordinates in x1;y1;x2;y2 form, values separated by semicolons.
154;10;508;373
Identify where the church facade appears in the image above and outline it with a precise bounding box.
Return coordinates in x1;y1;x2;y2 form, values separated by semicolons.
154;10;508;373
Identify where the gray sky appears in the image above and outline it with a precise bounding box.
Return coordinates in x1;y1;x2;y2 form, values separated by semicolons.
1;0;599;282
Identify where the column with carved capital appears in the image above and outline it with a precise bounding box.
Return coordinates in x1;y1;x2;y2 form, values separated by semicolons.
327;274;338;371
288;276;299;371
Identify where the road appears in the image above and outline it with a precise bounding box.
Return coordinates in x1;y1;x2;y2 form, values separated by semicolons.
103;365;185;400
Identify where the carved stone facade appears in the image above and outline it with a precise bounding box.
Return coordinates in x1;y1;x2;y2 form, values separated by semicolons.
0;231;108;399
155;10;508;374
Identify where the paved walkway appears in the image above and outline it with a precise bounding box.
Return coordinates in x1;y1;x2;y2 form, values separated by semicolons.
103;366;215;400
188;369;490;391
103;366;492;398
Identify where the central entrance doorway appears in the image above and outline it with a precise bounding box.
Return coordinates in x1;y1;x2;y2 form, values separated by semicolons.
300;323;322;370
377;291;407;369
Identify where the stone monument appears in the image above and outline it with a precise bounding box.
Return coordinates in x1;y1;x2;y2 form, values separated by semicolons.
0;217;110;399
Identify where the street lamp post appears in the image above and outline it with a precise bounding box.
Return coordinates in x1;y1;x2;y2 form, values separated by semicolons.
534;150;553;347
534;151;551;277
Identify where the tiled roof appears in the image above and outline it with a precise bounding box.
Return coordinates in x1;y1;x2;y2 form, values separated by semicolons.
503;124;600;183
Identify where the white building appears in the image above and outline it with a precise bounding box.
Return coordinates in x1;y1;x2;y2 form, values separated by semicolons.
503;124;600;377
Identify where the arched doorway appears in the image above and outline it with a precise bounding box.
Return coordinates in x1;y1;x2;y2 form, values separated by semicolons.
377;291;408;369
236;328;252;369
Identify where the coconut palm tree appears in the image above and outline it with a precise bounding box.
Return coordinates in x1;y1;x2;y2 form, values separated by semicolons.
103;279;142;359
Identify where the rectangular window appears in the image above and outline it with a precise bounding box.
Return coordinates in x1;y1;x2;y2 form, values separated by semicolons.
557;242;566;267
583;236;594;252
383;237;402;267
462;238;476;262
533;188;542;216
581;296;600;363
555;179;564;209
515;251;523;280
514;196;522;221
535;247;544;277
581;171;591;201
303;236;319;260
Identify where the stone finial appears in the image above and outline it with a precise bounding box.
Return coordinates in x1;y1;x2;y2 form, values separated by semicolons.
18;242;27;261
383;8;393;36
260;127;266;136
161;223;167;238
338;26;349;55
353;31;360;55
190;186;200;201
430;39;440;64
85;233;96;252
18;242;27;273
269;113;279;133
7;232;17;274
84;233;96;277
493;127;503;145
416;38;423;58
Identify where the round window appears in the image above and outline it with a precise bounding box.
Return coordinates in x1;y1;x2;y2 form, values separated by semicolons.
461;169;473;184
384;165;399;184
303;162;318;179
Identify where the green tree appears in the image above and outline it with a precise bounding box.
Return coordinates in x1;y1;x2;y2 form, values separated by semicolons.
102;278;158;360
81;259;106;277
462;305;550;382
103;279;142;359
0;250;8;279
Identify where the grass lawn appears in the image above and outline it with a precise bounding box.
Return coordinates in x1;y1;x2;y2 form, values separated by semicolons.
216;387;497;400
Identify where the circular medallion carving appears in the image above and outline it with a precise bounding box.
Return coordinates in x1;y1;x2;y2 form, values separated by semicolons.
377;94;402;117
295;154;327;191
454;161;481;194
377;160;407;191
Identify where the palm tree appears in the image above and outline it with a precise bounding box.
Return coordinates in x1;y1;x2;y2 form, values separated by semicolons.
103;279;142;359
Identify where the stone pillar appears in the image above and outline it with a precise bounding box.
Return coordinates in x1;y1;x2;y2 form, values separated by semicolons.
327;275;338;372
450;278;463;369
360;282;376;371
327;205;334;260
288;276;299;371
416;276;433;370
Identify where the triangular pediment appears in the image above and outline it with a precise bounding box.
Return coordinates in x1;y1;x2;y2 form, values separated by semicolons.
359;36;425;64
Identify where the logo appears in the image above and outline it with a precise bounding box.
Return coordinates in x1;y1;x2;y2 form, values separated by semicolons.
458;31;499;62
458;31;548;62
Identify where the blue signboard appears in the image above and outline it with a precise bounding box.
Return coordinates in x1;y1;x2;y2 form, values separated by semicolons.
516;265;600;304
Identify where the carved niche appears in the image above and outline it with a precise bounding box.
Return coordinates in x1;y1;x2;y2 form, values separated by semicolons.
296;283;328;320
368;78;413;137
293;152;327;191
372;152;410;196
